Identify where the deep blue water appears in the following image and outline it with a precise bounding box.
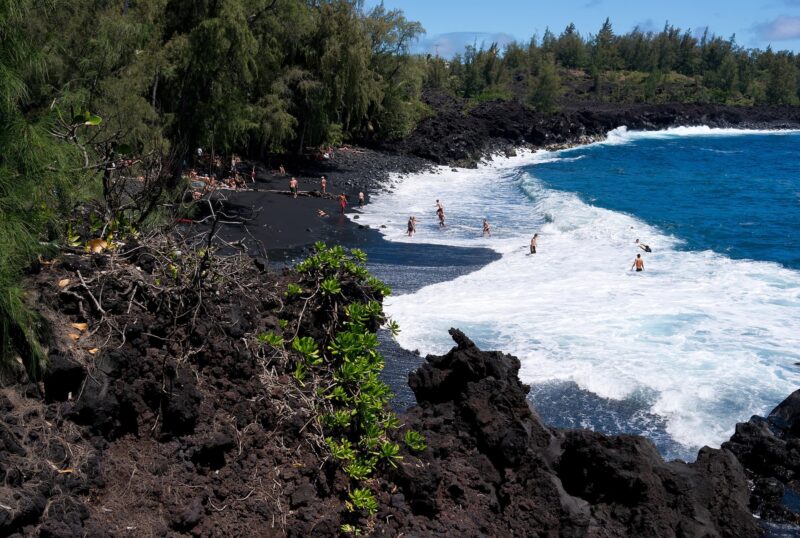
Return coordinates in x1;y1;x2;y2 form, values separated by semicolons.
530;131;800;268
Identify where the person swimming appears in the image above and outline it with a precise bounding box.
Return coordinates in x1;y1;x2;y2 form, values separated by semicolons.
631;253;644;272
635;238;652;252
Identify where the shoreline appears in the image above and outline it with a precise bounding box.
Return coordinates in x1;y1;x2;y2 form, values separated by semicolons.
207;118;800;451
334;124;800;460
205;99;800;268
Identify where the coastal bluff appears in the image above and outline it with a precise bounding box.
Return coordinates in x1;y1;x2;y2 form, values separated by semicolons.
1;249;798;536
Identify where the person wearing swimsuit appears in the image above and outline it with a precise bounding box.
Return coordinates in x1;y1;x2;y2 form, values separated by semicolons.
631;253;644;272
482;219;491;237
339;193;347;213
407;216;416;236
289;177;298;198
530;233;538;254
435;200;445;227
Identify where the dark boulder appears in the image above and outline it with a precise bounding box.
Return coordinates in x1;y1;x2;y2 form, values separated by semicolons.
723;388;800;525
383;329;761;536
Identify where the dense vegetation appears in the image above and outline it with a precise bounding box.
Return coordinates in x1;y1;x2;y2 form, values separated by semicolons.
426;19;800;109
2;1;800;375
0;0;424;374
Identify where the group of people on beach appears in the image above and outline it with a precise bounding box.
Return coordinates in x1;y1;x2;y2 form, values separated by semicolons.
187;165;256;200
287;173;365;215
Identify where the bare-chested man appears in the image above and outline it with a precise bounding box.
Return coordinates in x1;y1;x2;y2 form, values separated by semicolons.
289;177;298;198
482;218;491;237
320;176;327;194
530;233;538;254
631;253;644;272
435;200;445;227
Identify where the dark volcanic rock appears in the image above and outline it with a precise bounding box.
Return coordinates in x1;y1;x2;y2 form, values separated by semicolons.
379;329;760;536
396;89;800;166
723;389;800;524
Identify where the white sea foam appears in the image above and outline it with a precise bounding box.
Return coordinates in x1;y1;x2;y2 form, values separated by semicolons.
601;125;800;146
353;129;800;455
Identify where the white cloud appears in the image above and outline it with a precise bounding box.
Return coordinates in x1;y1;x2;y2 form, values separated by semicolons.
755;15;800;40
414;32;517;57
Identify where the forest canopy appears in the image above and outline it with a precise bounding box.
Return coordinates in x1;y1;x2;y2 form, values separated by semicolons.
426;19;800;109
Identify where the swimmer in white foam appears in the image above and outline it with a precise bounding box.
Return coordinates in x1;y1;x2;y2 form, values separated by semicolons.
631;253;644;272
636;238;652;253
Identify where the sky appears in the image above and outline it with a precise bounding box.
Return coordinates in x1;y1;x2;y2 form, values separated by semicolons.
363;0;800;57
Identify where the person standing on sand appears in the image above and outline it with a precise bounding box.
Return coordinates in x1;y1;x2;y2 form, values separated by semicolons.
358;191;365;207
483;218;491;237
289;177;298;198
320;176;327;194
530;233;538;254
279;164;286;176
631;253;645;272
339;193;347;213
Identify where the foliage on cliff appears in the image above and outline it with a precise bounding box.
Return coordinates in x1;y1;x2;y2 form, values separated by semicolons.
425;18;800;107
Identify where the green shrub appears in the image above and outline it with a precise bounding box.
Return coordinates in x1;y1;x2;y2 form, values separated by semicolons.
326;437;356;461
347;488;378;515
404;430;427;452
345;458;375;481
292;336;321;365
320;276;342;296
256;331;284;347
286;283;303;297
377;441;402;467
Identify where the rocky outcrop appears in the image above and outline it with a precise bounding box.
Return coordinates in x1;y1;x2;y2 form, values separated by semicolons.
5;244;800;536
396;89;800;166
723;390;800;525
374;329;761;536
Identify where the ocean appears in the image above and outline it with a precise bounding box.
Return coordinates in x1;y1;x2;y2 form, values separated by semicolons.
355;126;800;462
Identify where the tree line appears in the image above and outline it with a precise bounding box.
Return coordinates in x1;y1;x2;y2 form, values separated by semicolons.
425;19;800;110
